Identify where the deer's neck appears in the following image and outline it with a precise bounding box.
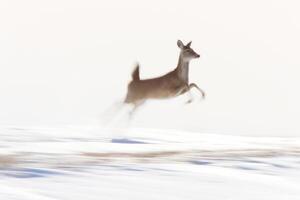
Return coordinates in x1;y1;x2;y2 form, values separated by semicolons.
175;55;190;83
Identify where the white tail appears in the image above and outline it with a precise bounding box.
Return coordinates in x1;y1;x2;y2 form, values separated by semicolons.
124;40;205;117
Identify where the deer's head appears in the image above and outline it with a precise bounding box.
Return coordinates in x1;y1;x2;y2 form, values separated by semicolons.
177;40;200;61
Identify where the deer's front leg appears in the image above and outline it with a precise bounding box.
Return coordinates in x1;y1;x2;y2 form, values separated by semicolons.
182;84;194;104
185;83;205;104
185;91;194;104
189;83;205;99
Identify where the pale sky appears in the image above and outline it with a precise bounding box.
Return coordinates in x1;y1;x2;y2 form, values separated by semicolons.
0;0;300;136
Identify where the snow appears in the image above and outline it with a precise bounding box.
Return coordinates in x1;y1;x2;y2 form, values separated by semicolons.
1;125;300;200
1;0;300;199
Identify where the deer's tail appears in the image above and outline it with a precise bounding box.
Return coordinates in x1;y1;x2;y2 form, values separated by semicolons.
131;63;140;81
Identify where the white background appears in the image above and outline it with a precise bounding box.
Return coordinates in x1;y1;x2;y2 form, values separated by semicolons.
0;0;299;136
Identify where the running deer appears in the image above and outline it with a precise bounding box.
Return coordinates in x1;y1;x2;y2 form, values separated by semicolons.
124;40;205;116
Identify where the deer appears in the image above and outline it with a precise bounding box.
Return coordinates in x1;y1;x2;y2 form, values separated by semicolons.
124;40;205;117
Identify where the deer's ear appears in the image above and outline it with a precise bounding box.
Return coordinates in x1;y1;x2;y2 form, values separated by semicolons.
177;40;184;49
186;41;192;48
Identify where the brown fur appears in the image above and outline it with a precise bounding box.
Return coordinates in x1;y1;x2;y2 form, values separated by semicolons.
124;40;205;115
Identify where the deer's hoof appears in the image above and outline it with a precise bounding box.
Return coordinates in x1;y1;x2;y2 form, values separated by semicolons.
185;99;193;104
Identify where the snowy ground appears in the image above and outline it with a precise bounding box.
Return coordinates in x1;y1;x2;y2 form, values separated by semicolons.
0;125;300;200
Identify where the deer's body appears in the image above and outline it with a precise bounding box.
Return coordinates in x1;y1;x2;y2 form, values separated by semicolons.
126;68;186;102
124;40;205;116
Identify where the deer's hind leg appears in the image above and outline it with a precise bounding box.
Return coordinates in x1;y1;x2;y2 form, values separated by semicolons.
128;100;145;119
